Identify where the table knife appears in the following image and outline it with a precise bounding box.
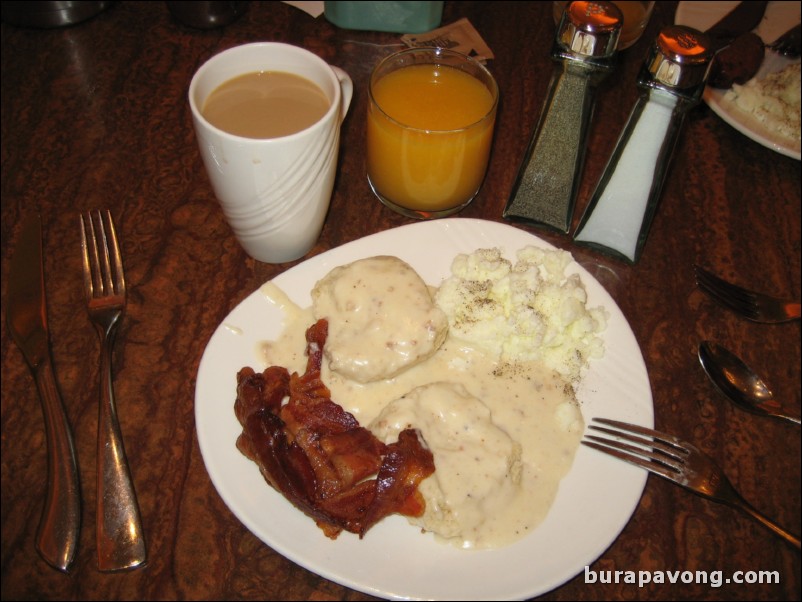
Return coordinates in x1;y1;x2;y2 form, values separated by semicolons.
704;0;768;50
6;214;81;572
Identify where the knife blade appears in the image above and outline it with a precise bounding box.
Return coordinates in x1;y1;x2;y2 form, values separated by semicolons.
6;214;81;572
705;1;768;50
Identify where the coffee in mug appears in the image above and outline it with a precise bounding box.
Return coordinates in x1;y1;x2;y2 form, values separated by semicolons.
201;71;331;139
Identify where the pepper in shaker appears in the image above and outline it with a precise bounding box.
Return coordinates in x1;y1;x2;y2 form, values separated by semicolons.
572;26;714;263
504;1;622;233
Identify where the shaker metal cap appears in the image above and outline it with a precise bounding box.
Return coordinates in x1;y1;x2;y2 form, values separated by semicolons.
558;1;623;58
645;25;714;89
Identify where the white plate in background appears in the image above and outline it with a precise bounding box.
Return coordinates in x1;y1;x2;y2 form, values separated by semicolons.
675;1;801;160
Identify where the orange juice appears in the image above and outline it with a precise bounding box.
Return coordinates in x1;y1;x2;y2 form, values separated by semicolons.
367;60;497;216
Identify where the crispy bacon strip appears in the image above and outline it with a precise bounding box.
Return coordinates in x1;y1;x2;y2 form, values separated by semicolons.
235;318;435;539
235;365;289;424
360;428;434;536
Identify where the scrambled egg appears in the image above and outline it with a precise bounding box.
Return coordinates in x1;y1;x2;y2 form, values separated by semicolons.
725;62;801;143
435;246;607;381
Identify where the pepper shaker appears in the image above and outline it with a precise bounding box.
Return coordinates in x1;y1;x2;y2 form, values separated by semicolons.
504;1;622;233
573;25;714;263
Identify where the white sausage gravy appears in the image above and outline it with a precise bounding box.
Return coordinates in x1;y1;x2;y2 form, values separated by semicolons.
258;254;591;550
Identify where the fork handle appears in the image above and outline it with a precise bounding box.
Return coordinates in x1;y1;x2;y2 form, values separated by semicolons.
34;355;81;572
97;329;147;571
731;496;801;550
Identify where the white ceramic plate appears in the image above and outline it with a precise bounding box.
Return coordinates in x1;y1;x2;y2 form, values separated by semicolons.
195;219;653;601
675;1;801;160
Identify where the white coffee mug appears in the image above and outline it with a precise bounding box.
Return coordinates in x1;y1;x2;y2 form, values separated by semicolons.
189;42;353;263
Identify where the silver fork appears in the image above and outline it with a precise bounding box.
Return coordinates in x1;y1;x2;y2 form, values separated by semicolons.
694;265;801;324
767;23;801;58
583;418;801;550
81;210;147;571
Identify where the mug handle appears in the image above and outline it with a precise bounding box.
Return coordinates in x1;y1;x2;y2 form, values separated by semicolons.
331;66;353;121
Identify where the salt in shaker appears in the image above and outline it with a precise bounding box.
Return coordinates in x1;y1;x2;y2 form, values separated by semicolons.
504;1;622;233
573;25;714;263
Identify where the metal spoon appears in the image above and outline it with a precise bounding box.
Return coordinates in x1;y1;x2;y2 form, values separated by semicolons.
698;341;801;426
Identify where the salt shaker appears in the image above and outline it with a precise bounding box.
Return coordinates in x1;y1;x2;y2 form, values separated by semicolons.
504;1;622;233
573;25;714;263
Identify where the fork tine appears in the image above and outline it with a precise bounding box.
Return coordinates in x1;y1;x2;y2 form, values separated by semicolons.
81;212;105;299
101;210;125;297
591;418;686;448
588;425;686;464
82;210;125;300
694;266;749;300
582;439;681;482
97;213;112;295
695;266;755;304
697;283;759;318
583;418;692;480
80;214;94;299
694;265;760;318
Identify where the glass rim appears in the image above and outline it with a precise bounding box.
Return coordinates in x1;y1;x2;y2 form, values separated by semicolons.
368;46;499;134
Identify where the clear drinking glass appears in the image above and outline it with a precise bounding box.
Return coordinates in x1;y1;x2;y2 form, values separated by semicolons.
366;47;499;219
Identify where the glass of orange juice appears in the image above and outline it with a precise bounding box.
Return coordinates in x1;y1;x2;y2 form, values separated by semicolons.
367;47;499;219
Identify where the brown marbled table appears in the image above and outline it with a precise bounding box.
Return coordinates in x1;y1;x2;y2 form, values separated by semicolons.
2;2;800;600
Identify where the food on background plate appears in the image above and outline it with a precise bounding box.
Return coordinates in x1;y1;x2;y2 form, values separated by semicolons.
236;248;607;548
708;32;765;89
723;62;801;143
